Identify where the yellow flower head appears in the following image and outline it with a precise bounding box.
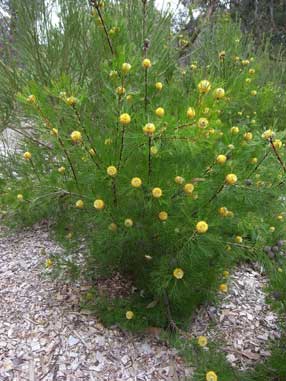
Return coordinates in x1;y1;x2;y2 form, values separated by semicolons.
230;126;239;134
155;82;163;91
206;371;218;381
109;70;118;79
269;226;275;232
26;94;36;104
225;173;237;185
219;50;226;60
107;165;117;177
214;88;225;99
94;199;105;210
175;176;185;184
155;107;165;118
126;94;133;102
66;96;77;106
198;118;209;129
122;62;131;74
51;128;58;137
75;199;84;209
70;130;82;143
119;113;131;125
262;129;274;140
173;268;184;279
251;90;257;96
273;139;282;149
184;183;194;195
116;86;126;95
248;68;255;75
218;207;228;217
152;187;163;198
124;218;133;228
143;123;156;136
197;335;208;347
150;146;159;155
235;235;243;243
17;194;24;202
219;283;228;293
158;211;168;221
216;154;227;164
131;177;142;188
126;310;134;320
196;221;208;234
244;132;253;141
23;151;32;160
223;270;229;277
89;148;96;156
108;223;118;232
187;107;196;119
198;80;211;94
242;59;250;66
142;58;152;69
245;78;252;84
45;258;53;268
251;157;258;164
58;166;65;174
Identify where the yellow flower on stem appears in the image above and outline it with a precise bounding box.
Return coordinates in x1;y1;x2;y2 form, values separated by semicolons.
66;96;78;106
70;131;82;143
152;187;163;198
235;235;243;243
261;129;274;140
155;82;163;90
251;157;258;164
119;113;131;125
218;207;228;217
198;80;211;94
107;165;117;177
150;146;158;156
250;90;257;96
197;118;209;129
116;86;126;95
197;335;208;347
155;107;165;117
126;310;134;320
273;139;282;149
51;128;58;137
94;199;105;210
45;258;53;268
26;94;36;104
184;183;194;194
142;58;152;69
89;148;96;156
187;107;196;119
223;270;229;277
249;68;255;75
216;154;227;164
143;123;156;136
173;268;184;279
244;132;253;141
124;218;133;228
58;166;65;174
108;223;118;232
158;211;168;221
213;88;225;99
75;199;84;209
196;221;208;234
206;371;218;381
131;177;142;188
175;176;185;184
17;194;24;202
219;283;228;293
122;62;131;73
225;173;237;185
23;151;32;160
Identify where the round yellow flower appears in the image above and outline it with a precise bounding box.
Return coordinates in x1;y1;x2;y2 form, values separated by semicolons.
58;166;65;174
187;107;196;119
150;146;158;155
66;96;77;106
197;118;209;129
206;371;218;381
242;59;250;66
198;80;211;94
244;132;253;141
197;335;208;347
108;223;118;232
51;128;58;137
119;113;131;125
143;123;156;136
94;199;105;210
142;58;152;69
225;174;237;185
277;214;284;221
158;211;168;221
126;310;134;320
216;154;227;164
175;176;185;184
230;126;239;134
155;107;165;117
17;194;24;202
245;78;252;84
152;187;163;198
116;86;126;95
184;183;194;195
214;88;225;99
251;157;258;164
89;148;96;156
75;199;84;209
45;258;53;268
109;70;118;79
219;50;225;60
218;207;228;217
223;270;229;277
262;129;275;140
219;283;228;293
196;221;208;234
26;94;36;104
269;226;275;232
107;165;117;177
122;62;131;74
126;94;133;102
273;139;282;149
235;235;243;243
23;151;32;160
249;68;255;75
173;268;184;279
131;177;142;188
124;218;133;228
251;90;257;96
70;130;82;143
155;82;163;91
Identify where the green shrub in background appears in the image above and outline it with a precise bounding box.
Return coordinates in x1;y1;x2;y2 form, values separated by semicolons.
0;0;286;335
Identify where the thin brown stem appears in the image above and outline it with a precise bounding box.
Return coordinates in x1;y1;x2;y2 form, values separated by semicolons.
93;2;114;55
269;137;286;173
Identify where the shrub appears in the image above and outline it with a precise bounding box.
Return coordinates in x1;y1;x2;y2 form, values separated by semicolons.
0;0;286;330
